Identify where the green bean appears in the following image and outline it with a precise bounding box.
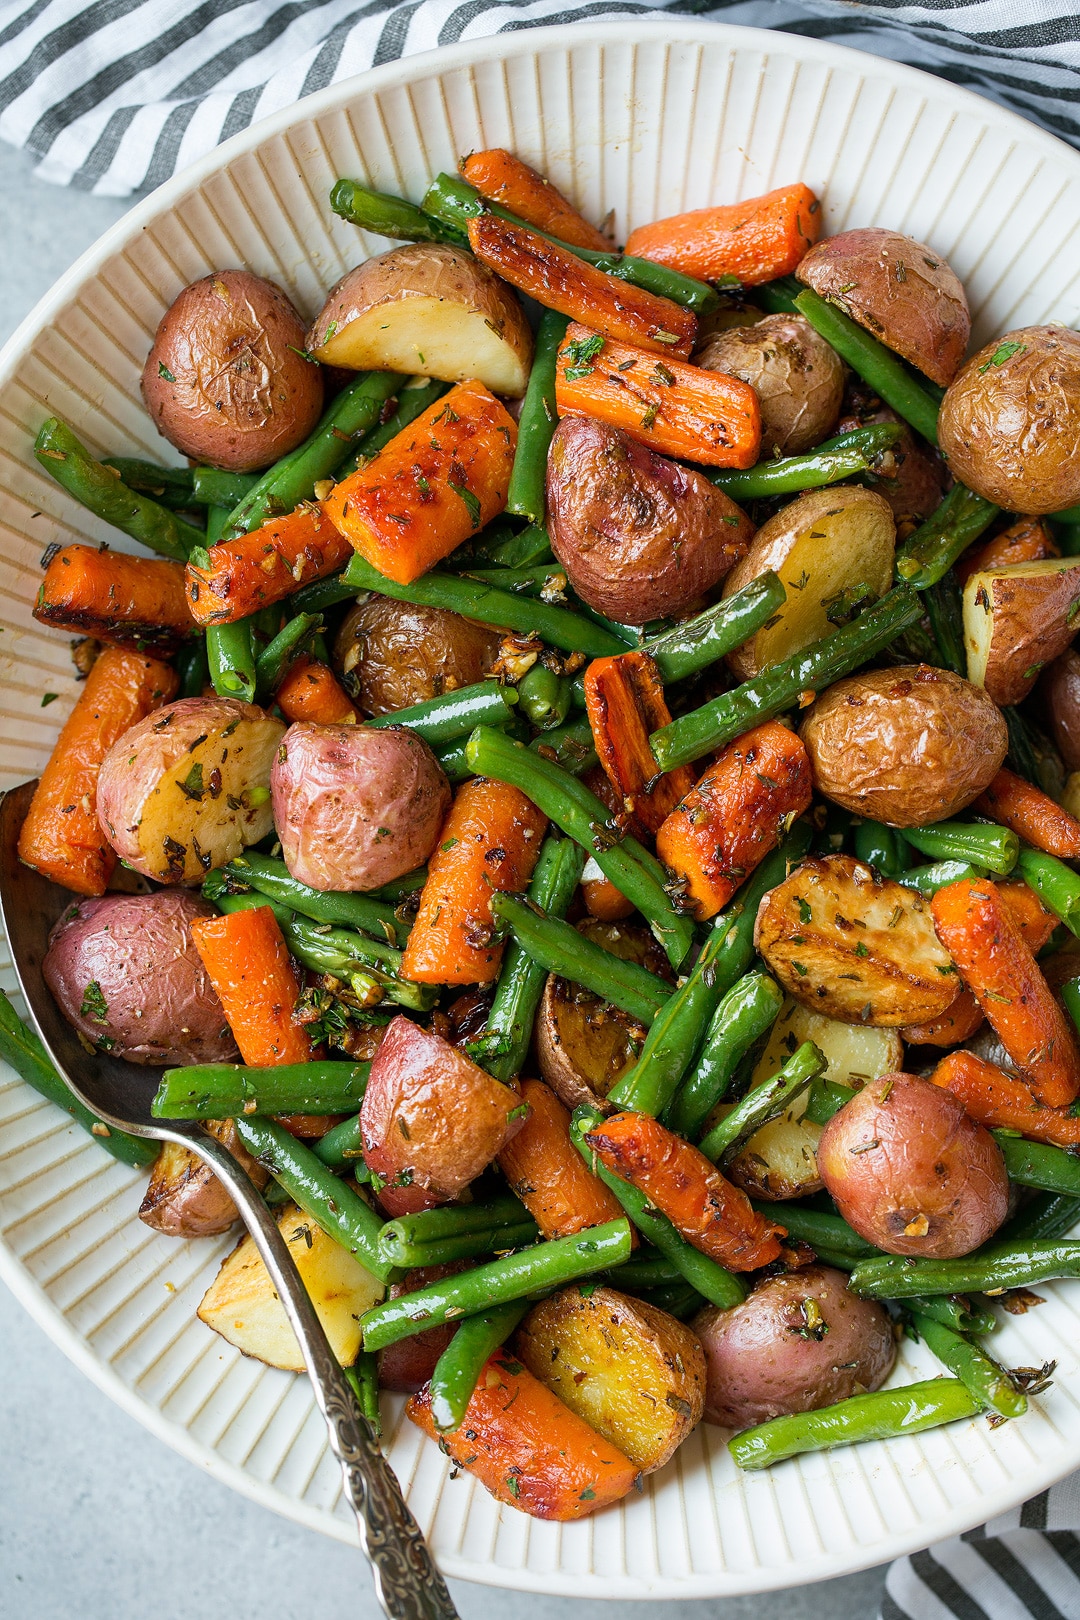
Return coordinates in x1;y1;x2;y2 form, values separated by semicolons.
206;617;256;702
513;663;572;731
490;892;671;1025
922;574;966;675
894;482;999;590
152;1061;369;1120
902;821;1018;875
345;1352;382;1435
360;1219;633;1350
36;418;204;561
600;1253;682;1289
365;679;518;745
234;1116;393;1280
698;1042;826;1161
176;638;210;699
330;177;468;245
710;423;905;501
896;860;983;896
650;587;922;771
906;1294;998;1337
793;289;942;444
459;563;568;598
254;611;321;699
853;820;911;878
508;310;568;525
368;868;428;904
429;1301;529;1432
1016;845;1080;936
754;276;802;314
226;852;407;947
729;1378;981;1470
643;573;786;684
907;1312;1026;1418
103;456;197;509
282;915;435;1013
190;467;258;509
752;1203;878;1260
849;1240;1080;1299
994;1133;1080;1199
379;1198;539;1268
803;1078;856;1126
484;524;554;570
434;738;472;783
337;379;450;478
380;1221;539;1269
636;1281;706;1320
205;504;231;545
1001;1192;1080;1244
666;972;785;1141
313;1113;367;1170
529;714;597;775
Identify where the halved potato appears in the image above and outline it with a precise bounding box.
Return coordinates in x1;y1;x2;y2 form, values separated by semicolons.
515;1285;706;1473
139;1120;268;1238
963;557;1080;707
308;244;533;396
198;1199;385;1371
721;487;895;679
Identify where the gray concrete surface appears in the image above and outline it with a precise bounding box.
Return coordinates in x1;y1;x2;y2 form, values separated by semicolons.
0;137;889;1618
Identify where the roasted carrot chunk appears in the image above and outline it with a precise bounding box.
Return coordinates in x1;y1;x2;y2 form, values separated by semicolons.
624;183;821;286
191;906;314;1066
499;1079;625;1240
581;871;636;922
930;1049;1080;1149
461;149;610;252
902;989;984;1048
275;656;357;725
996;877;1060;951
18;647;177;896
583;650;697;834
976;767;1080;860
186;503;349;627
955;517;1058;587
35;544;194;653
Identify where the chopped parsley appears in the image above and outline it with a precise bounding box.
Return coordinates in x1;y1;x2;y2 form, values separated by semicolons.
157;362;176;382
561;332;605;380
80;980;109;1024
978;340;1027;373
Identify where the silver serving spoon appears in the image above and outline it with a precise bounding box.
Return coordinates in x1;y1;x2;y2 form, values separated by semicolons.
0;779;459;1620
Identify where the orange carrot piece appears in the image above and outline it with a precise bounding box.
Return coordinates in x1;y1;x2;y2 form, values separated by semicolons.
467;214;696;359
190;906;314;1067
498;1079;626;1240
930;876;1080;1108
275;655;357;725
461;149;610;252
930;1049;1080;1149
581;873;636;922
997;877;1060;951
976;767;1080;860
583;650;697;834
555;322;761;468
186;503;349;627
408;1352;639;1518
624;183;821;287
656;721;813;921
322;380;516;586
18;647;177;897
902;989;984;1048
401;778;547;985
584;1110;786;1271
955;516;1058;587
34;544;194;653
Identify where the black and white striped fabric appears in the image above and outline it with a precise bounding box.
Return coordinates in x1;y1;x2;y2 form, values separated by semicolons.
3;1;1080;1617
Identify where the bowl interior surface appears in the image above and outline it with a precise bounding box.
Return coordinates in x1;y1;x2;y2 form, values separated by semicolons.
2;20;1080;1598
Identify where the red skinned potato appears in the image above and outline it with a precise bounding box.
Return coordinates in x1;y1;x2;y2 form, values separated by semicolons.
695;313;844;456
271;722;450;892
334;596;499;716
1042;650;1080;773
44;890;237;1065
546;415;753;624
360;1015;527;1202
377;1262;469;1393
817;1072;1010;1258
693;1266;895;1430
142;270;322;471
139;1120;267;1238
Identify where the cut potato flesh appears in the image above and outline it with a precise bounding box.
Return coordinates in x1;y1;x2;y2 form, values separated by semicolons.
315;300;530;396
963;557;1080;707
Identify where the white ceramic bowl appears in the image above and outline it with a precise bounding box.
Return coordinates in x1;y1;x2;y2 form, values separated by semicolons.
3;19;1080;1599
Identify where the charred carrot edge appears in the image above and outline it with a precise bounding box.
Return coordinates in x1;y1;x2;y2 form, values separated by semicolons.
275;656;357;725
976;768;1080;860
555;323;760;468
498;1079;625;1239
584;1110;786;1271
322;380;517;586
583;650;697;834
191;907;315;1067
18;647;177;897
655;721;813;921
955;517;1058;587
401;777;547;986
461;149;610;253
930;875;1080;1108
186;503;350;627
996;876;1060;951
902;988;984;1048
931;1049;1080;1149
624;183;821;286
581;873;636;922
408;1352;639;1519
34;544;195;653
467;215;697;359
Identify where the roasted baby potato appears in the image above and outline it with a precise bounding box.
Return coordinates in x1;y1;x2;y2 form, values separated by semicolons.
308;244;533;396
333;595;500;716
271;721;450;891
96;695;284;883
819;1072;1010;1257
796;227;970;385
1043;650;1080;772
693;1266;896;1430
546;415;754;624
197;1198;384;1370
142;270;322;471
377;1263;468;1393
695;313;844;456
938;326;1080;512
754;854;959;1026
515;1284;706;1473
139;1119;268;1237
722;486;895;680
800;664;1008;826
963;557;1080;706
856;409;944;535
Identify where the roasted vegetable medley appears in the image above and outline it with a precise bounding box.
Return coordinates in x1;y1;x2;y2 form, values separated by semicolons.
15;149;1080;1513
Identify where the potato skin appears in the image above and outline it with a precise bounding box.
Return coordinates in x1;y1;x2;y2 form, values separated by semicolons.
817;1072;1010;1258
271;721;450;891
696;313;843;456
44;890;237;1065
796;227;969;386
333;595;499;716
938;326;1080;513
1042;650;1080;772
139;1120;267;1238
800;664;1008;827
546;416;753;623
692;1266;895;1430
141;270;322;471
377;1262;468;1393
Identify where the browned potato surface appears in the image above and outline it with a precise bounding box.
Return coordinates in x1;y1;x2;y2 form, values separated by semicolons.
516;1285;705;1472
817;1072;1010;1257
139;1120;267;1238
334;595;500;716
854;409;944;534
796;227;970;385
141;270;322;471
963;557;1080;706
695;313;844;456
1042;650;1080;772
800;664;1008;826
